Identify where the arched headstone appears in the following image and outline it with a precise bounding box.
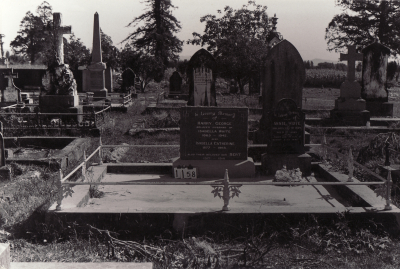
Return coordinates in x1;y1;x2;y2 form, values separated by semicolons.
187;49;217;106
169;71;182;94
121;68;136;93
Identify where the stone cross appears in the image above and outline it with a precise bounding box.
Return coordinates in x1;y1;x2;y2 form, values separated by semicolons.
4;69;17;87
340;45;363;82
51;13;71;64
4;58;9;68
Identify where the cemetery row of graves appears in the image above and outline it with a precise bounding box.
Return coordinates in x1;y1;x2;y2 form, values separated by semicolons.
1;8;400;269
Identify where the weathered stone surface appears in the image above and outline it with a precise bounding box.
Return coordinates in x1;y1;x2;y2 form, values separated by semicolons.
261;39;305;111
0;244;10;269
362;42;391;101
187;49;217;106
2;68;21;104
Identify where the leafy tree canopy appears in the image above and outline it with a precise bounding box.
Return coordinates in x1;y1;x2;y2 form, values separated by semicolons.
325;0;400;55
10;1;53;64
100;29;120;70
64;33;91;71
188;1;272;93
123;0;182;67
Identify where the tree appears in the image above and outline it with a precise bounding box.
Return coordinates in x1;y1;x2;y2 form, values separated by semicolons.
120;44;164;91
325;0;400;55
64;33;91;71
100;29;120;70
10;1;53;64
188;1;272;94
123;0;182;81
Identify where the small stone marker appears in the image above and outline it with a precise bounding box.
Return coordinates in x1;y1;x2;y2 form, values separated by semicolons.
169;71;182;93
187;49;217;106
268;98;305;154
361;42;393;116
0;244;10;269
340;45;363;82
121;68;135;92
2;68;21;104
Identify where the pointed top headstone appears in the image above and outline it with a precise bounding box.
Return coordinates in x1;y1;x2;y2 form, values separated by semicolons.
92;12;102;63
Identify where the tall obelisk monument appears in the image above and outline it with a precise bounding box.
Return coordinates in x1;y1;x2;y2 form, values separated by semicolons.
87;12;107;97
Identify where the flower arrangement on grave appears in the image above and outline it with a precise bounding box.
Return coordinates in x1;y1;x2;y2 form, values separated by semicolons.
43;56;77;96
273;165;305;183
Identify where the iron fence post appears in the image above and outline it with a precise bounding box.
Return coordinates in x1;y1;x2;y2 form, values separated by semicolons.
348;148;354;182
99;137;103;165
385;168;393;210
56;169;63;211
222;169;230;211
82;150;87;181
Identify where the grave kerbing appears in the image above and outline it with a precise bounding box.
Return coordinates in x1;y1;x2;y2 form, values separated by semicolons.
361;42;393;116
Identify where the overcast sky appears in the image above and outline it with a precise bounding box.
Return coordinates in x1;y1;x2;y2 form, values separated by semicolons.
0;0;344;62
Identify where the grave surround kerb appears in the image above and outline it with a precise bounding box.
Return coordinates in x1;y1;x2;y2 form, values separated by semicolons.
173;106;255;178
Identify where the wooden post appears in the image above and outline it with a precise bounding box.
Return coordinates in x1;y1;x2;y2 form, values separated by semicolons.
348;148;354;182
56;169;63;211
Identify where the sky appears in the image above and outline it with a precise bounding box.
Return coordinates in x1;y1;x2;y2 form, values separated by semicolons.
0;0;344;62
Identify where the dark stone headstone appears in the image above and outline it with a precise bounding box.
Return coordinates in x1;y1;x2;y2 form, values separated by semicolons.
361;42;393;116
121;68;135;93
261;40;305;111
267;98;305;154
169;71;182;93
180;107;248;160
187;49;217;106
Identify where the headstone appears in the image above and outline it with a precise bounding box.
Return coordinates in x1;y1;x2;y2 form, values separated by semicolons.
261;40;305;111
361;42;393;116
169;71;182;93
87;12;107;98
173;107;255;178
121;68;135;92
330;45;369;125
256;40;311;176
267;98;305;154
2;68;21;105
51;13;71;64
187;49;217;106
0;244;10;269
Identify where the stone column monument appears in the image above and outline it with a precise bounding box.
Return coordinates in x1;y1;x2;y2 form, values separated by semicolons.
87;12;107;98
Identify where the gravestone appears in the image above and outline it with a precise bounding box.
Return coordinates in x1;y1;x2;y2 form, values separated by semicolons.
187;49;217;106
2;68;21;106
173;107;255;178
256;40;311;175
121;68;135;93
330;45;369;125
39;12;82;122
86;12;107;98
169;71;182;94
361;42;393;116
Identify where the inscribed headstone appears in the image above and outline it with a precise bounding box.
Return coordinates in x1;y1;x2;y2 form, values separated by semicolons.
2;69;21;103
180;107;248;160
169;71;182;93
187;49;217;106
267;98;305;154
